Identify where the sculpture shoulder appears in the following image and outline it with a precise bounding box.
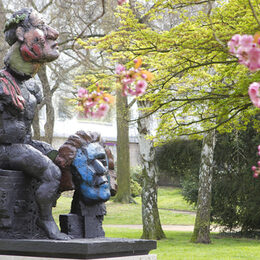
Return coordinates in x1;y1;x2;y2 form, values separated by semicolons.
25;79;43;104
0;72;25;111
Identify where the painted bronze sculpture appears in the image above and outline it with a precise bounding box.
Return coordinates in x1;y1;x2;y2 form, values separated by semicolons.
56;130;117;238
0;8;68;240
0;8;156;260
0;8;117;240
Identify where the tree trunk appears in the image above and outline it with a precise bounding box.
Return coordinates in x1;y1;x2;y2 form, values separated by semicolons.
32;105;41;140
114;89;131;203
191;130;216;243
137;101;165;240
37;66;55;144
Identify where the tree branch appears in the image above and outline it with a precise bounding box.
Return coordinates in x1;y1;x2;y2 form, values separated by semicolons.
72;0;106;50
39;0;53;13
248;0;260;27
207;0;226;48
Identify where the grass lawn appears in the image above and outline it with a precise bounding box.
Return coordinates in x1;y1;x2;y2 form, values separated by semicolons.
53;187;196;226
104;228;260;260
105;187;195;225
53;187;260;259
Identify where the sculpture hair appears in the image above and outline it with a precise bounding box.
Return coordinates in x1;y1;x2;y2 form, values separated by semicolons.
4;8;33;46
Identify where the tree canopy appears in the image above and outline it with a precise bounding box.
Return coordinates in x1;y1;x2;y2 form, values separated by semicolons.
76;0;260;144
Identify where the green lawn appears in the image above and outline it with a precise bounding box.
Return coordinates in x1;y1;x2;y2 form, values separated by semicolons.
53;187;196;226
104;228;260;260
53;187;260;259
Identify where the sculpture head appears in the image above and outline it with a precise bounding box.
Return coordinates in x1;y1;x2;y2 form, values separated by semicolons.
4;8;59;63
72;141;111;205
56;131;113;205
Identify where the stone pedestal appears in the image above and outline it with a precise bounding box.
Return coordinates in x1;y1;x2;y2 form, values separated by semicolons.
0;238;157;259
0;170;47;239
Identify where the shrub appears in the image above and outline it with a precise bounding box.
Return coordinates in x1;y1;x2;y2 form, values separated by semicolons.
181;125;260;232
155;139;202;186
130;166;142;197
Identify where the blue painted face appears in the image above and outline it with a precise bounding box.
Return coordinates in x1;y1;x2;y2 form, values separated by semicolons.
72;142;111;205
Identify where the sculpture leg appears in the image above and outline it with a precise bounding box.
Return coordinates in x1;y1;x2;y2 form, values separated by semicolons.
35;162;70;240
0;144;70;240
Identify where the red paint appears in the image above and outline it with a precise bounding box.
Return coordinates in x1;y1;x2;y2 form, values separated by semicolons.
0;70;25;110
32;44;42;58
0;77;10;95
20;44;38;61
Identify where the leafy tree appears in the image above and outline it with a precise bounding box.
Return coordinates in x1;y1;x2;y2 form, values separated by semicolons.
78;0;260;243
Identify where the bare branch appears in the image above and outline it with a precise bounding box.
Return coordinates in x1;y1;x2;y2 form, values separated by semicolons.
72;0;106;50
179;103;251;136
28;0;38;12
39;0;53;13
207;0;226;48
248;0;260;27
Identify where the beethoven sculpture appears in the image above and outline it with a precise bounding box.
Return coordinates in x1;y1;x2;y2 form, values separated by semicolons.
0;8;69;240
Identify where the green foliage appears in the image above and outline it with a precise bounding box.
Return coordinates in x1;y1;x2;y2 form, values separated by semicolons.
130;178;142;197
130;166;143;185
155;139;201;186
76;0;260;142
129;166;142;197
181;124;260;232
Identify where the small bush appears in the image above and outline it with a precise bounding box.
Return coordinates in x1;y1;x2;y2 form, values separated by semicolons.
181;125;260;232
130;166;143;186
130;166;143;197
130;179;142;197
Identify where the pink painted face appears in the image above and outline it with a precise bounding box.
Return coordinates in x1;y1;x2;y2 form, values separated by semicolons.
19;11;59;63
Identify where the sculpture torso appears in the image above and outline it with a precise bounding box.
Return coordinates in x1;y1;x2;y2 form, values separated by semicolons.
0;69;41;144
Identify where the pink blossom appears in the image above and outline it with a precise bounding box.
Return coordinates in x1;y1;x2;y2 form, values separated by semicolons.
84;100;96;108
78;87;88;98
240;35;254;48
141;73;148;79
135;80;147;96
228;34;260;71
115;64;126;75
253;172;259;178
99;103;109;112
246;46;260;71
258;145;260;151
136;80;147;89
237;46;260;71
103;96;109;102
248;82;260;108
93;103;109;118
228;34;241;54
117;0;126;5
122;77;134;85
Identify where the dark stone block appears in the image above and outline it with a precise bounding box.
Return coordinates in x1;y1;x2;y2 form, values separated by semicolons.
0;169;47;239
60;214;84;238
60;211;105;239
0;238;157;259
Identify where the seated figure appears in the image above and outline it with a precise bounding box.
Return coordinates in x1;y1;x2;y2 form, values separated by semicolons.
0;8;69;240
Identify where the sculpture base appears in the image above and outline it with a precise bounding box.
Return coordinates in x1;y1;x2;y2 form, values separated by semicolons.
0;255;157;260
0;170;47;239
0;238;157;259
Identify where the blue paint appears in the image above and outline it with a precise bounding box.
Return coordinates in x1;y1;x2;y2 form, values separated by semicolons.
72;142;111;204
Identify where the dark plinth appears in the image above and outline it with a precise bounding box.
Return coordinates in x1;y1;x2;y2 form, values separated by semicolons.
60;212;105;239
0;169;47;239
0;238;157;259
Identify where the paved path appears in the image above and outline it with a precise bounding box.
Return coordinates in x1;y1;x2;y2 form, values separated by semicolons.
104;224;221;232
